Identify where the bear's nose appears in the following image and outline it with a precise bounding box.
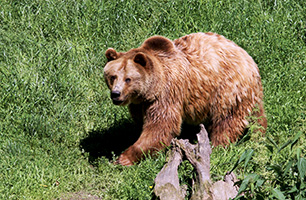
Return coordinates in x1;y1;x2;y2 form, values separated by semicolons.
111;91;121;99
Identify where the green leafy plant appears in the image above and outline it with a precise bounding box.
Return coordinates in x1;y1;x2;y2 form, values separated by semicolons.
233;132;305;199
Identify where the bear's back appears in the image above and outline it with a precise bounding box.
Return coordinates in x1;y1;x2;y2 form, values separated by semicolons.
172;32;263;124
174;32;259;78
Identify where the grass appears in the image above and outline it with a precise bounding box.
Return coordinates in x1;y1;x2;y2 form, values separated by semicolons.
0;0;305;199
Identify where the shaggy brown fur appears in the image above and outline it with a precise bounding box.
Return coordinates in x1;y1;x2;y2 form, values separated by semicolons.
104;32;267;166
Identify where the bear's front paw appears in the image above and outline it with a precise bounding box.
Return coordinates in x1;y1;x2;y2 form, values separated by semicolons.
116;154;134;166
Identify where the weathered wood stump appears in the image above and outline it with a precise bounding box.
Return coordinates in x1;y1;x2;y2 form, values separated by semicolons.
154;124;239;200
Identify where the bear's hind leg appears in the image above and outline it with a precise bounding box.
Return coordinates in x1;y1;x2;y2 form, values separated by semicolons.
209;102;267;147
254;102;267;134
209;114;247;147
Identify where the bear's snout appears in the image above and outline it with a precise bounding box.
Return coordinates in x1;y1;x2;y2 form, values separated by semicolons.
111;90;124;105
111;90;121;99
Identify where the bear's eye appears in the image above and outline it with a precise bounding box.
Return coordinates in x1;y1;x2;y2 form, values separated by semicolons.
110;76;116;82
125;78;131;83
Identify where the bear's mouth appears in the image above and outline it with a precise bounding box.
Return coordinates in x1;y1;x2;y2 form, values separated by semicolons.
112;99;124;105
111;93;129;106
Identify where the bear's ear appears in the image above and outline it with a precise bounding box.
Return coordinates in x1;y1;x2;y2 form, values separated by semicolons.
133;52;149;68
142;36;175;53
105;48;118;62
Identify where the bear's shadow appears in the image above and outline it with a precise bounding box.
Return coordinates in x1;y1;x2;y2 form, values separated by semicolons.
79;120;201;164
79;120;141;164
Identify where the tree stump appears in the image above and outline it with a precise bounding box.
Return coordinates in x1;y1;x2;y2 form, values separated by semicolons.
154;124;239;200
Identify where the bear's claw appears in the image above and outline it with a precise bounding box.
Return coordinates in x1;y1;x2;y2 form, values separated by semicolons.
117;154;134;166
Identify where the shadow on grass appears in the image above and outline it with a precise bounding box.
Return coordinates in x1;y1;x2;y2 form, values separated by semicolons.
79;118;251;165
79;119;142;164
79;119;206;164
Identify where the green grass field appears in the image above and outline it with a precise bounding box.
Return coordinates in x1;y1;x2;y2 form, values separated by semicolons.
1;0;305;199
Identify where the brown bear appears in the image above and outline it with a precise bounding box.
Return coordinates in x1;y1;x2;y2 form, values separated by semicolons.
104;32;267;166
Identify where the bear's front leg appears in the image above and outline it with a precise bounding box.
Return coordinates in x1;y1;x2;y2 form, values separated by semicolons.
117;107;182;166
117;126;178;166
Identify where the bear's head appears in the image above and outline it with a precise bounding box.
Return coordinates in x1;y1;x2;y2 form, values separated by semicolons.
103;36;175;106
